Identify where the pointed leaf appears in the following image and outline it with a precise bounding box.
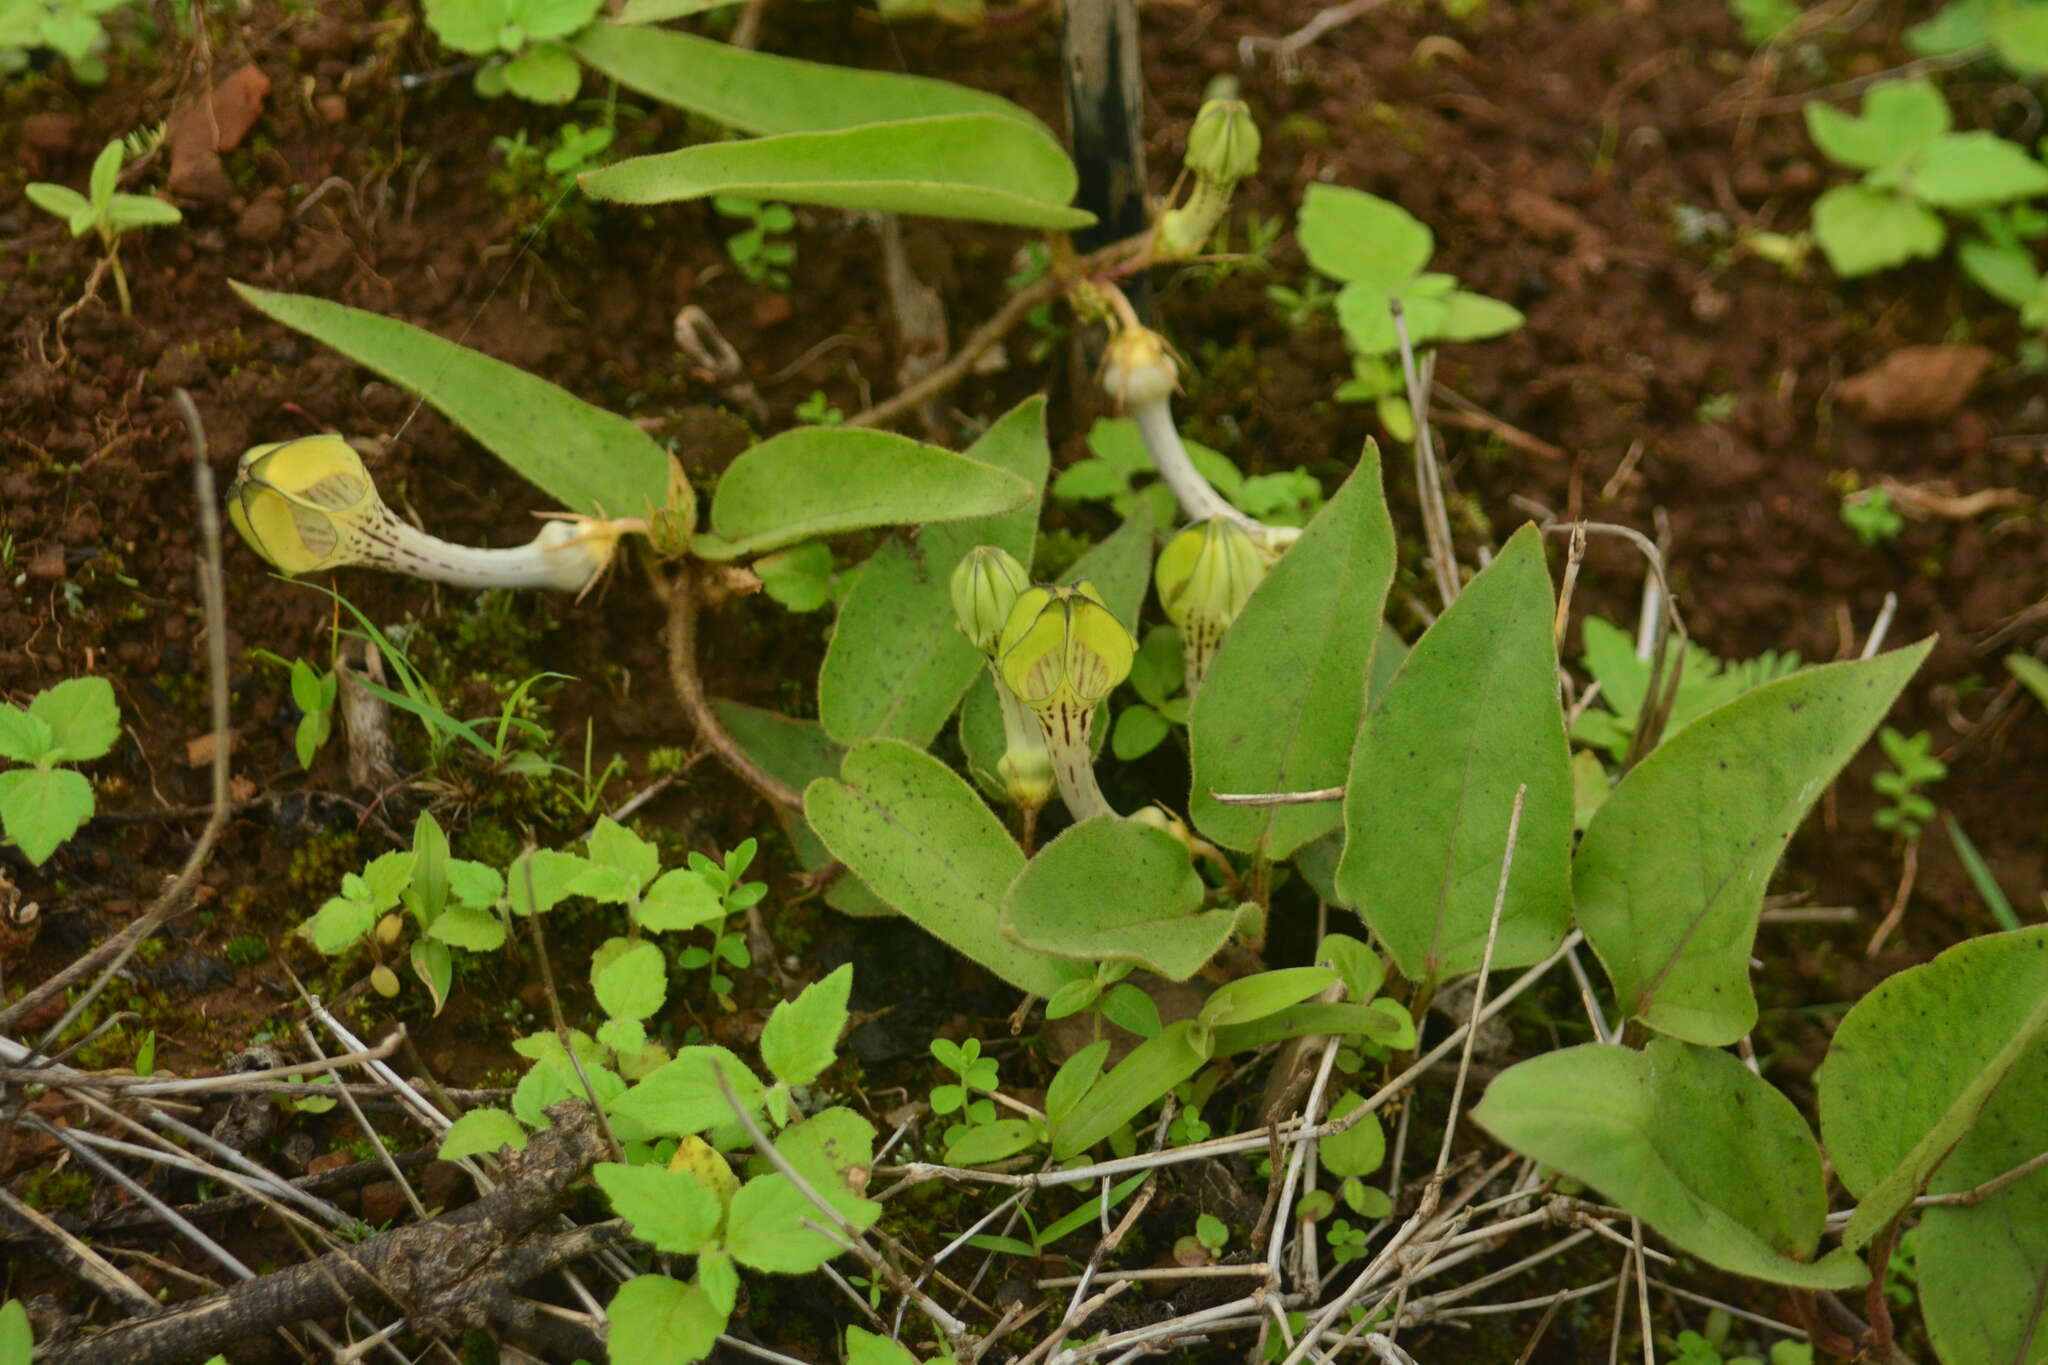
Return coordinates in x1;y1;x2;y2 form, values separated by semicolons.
1474;1040;1867;1289
1575;641;1930;1043
1191;446;1396;856
583;115;1092;229
574;20;1045;136
1338;525;1573;985
694;428;1032;560
231;283;669;519
760;964;852;1086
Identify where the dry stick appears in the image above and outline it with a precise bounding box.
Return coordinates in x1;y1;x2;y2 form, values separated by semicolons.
0;1186;159;1315
1391;304;1460;611
1865;835;1921;957
1647;1278;1805;1338
1266;1031;1344;1288
297;1024;428;1223
65;1032;405;1094
1861;591;1899;660
661;564;802;812
37;1104;611;1365
30;1115;254;1282
0;390;230;1040
1563;942;1617;1045
1283;788;1528;1365
1238;0;1395;66
1633;1217;1656;1365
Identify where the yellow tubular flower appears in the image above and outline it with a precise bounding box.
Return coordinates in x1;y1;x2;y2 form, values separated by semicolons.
997;581;1136;822
226;435;632;594
1154;516;1268;693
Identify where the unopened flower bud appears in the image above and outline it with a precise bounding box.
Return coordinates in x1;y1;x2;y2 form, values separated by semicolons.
997;745;1055;811
1155;517;1267;689
1184;99;1260;186
951;545;1031;657
370;964;401;997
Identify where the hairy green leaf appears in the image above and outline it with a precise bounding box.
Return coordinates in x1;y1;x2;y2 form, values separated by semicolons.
1191;446;1395;856
695;428;1032;560
1338;525;1572;986
805;740;1070;995
1575;640;1931;1044
1474;1040;1867;1289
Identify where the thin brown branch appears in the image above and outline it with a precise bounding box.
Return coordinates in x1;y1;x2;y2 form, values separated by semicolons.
661;563;802;812
845;232;1151;431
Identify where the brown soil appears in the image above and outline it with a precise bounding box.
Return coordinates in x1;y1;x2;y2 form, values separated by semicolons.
2;0;2042;1357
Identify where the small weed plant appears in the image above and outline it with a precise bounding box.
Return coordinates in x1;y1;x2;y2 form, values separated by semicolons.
714;195;797;289
26;137;182;315
1292;183;1523;439
0;0;135;83
0;676;119;866
1804;77;2048;303
1841;485;1906;545
1871;726;1946;839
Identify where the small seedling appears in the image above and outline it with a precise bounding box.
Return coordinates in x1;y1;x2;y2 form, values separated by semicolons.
793;390;843;426
713;195;797;289
1263;274;1338;328
0;0;133;83
1295;183;1523;439
251;651;338;769
422;0;600;103
928;1036;1001;1147
0;676;120;865
1871;726;1945;839
25;137;182;315
1841;486;1905;545
1804;78;2048;279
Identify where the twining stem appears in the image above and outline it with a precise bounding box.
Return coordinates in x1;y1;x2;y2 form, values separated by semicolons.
660;562;802;813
